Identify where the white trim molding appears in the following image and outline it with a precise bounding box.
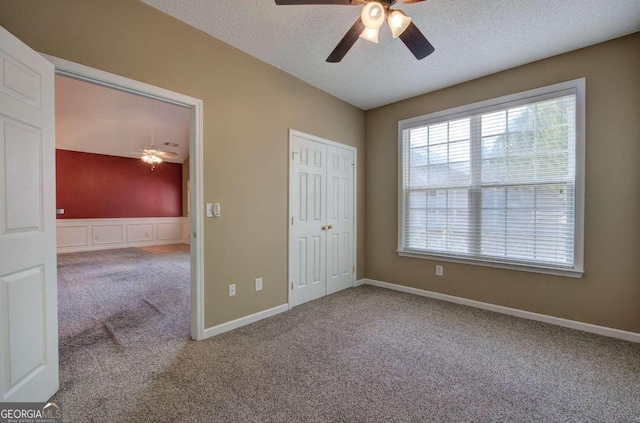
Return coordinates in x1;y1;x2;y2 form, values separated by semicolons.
203;304;289;339
181;217;190;245
397;78;586;278
57;217;189;253
356;278;640;343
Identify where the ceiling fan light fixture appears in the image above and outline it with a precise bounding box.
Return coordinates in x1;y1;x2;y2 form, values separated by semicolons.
359;27;379;44
361;2;385;29
141;152;163;165
388;10;412;38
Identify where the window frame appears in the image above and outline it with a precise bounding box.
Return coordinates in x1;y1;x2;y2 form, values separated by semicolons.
397;79;585;278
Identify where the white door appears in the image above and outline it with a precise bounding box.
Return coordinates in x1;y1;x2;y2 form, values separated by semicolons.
326;146;355;295
289;132;355;307
0;26;58;402
289;136;327;307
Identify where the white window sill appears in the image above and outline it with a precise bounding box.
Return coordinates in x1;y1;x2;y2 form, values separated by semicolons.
397;250;584;279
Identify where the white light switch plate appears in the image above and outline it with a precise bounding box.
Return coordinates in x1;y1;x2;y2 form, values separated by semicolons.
206;203;221;218
255;278;263;292
228;284;236;297
436;265;444;277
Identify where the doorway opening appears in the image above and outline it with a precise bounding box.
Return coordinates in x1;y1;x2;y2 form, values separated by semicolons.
55;72;191;356
46;56;205;406
46;54;204;340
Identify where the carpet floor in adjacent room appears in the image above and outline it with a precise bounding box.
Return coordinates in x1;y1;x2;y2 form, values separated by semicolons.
54;249;640;422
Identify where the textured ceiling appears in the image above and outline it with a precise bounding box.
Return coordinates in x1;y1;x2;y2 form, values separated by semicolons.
140;0;640;110
56;75;190;163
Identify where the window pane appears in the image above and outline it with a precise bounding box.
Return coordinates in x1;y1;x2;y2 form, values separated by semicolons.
409;127;428;148
406;205;426;249
481;208;506;257
407;190;426;209
410;166;428;187
410;147;428;168
427;190;447;209
428;143;448;165
482;136;505;160
429;123;447;145
429;164;449;187
448;190;469;253
482;111;506;137
449;118;470;142
449;140;470;163
535;152;569;181
534;184;574;264
481;158;506;183
449;162;471;186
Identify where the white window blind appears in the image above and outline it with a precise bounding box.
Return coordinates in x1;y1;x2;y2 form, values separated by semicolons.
398;80;585;277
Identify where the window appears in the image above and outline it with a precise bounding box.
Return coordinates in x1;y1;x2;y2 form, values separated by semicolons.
398;79;585;277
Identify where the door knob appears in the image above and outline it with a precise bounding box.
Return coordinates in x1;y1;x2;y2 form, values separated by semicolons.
322;225;327;230
327;224;333;230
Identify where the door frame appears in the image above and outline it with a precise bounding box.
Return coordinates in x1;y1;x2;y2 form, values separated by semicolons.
42;54;206;340
287;129;357;307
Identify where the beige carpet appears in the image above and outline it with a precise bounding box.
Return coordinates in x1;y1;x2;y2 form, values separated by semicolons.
54;249;640;422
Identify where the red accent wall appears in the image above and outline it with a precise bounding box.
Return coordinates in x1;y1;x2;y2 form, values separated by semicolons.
56;149;183;219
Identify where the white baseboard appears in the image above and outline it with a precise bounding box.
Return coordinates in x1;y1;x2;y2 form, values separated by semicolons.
203;304;289;339
356;278;640;344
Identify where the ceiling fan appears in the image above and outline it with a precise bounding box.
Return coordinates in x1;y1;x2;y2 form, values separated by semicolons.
136;101;180;170
139;146;179;165
274;0;435;63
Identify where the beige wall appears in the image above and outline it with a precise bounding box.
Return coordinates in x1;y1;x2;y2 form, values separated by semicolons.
0;0;365;328
365;33;640;333
182;156;189;217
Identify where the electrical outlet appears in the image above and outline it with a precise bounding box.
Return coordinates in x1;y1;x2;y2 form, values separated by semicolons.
435;265;444;277
95;234;100;241
228;284;236;297
145;232;149;238
255;278;263;292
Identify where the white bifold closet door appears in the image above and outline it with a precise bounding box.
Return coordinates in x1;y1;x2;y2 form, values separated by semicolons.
289;132;355;308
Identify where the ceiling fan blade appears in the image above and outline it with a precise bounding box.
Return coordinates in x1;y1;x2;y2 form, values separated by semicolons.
275;0;362;5
159;151;179;158
399;22;435;60
326;18;365;63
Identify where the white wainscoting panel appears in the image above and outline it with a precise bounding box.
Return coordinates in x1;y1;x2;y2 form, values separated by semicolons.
127;223;154;243
157;222;182;241
93;224;123;245
56;217;189;253
56;225;88;248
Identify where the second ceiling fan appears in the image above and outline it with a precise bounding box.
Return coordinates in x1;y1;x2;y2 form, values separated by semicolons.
275;0;435;63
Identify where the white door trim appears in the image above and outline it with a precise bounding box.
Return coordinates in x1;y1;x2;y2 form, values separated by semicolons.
41;54;206;341
288;129;357;307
